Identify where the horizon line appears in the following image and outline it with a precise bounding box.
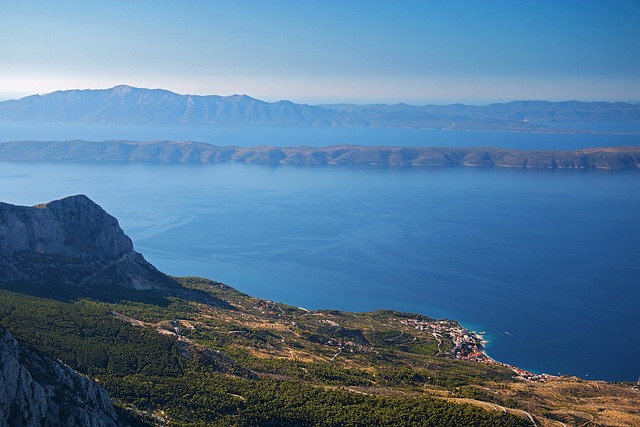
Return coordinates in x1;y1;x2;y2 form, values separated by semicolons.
1;84;638;107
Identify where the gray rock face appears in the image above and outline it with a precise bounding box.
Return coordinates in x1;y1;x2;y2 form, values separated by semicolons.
0;195;132;258
0;326;124;427
0;195;174;290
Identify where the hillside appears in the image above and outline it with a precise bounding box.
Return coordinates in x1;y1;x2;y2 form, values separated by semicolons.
1;140;639;169
0;196;638;426
0;86;638;131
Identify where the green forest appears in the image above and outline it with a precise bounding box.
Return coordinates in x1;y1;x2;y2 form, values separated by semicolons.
0;280;532;427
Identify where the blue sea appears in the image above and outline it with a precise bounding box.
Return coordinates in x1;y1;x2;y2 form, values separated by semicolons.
1;121;640;150
1;123;639;382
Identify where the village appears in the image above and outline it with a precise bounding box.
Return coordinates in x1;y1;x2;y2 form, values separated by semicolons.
398;318;552;382
250;298;551;382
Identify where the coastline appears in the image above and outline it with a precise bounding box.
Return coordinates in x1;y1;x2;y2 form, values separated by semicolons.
399;317;553;382
468;328;554;382
1;140;640;170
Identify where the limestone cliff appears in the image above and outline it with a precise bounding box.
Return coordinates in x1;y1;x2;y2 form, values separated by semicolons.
0;195;176;291
0;326;125;427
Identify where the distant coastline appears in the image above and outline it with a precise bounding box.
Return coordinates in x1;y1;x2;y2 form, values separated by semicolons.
1;140;639;169
1;85;639;133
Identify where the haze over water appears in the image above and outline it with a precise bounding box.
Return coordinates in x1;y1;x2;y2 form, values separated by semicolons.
1;127;639;382
1;121;640;151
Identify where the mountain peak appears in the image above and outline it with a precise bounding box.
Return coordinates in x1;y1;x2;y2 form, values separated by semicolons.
110;84;135;96
37;193;104;210
227;93;260;102
0;195;176;291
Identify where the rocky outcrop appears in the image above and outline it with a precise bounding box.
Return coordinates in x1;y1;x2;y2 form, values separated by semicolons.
0;195;176;290
0;326;125;427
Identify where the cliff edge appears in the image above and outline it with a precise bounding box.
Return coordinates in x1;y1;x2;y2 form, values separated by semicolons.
0;195;176;291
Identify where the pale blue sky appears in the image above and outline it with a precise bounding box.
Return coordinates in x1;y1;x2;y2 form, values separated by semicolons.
1;0;639;104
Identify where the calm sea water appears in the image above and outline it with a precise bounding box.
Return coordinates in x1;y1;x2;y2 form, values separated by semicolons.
1;121;640;150
1;160;638;382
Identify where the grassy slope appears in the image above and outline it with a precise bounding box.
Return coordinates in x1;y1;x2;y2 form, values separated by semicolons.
0;277;638;426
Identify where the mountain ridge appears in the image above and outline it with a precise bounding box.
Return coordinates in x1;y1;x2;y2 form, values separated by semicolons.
0;85;638;130
0;85;338;126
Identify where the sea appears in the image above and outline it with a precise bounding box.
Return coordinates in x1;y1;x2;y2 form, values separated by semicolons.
1;121;639;382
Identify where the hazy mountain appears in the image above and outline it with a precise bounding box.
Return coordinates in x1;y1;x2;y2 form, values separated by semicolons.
320;100;640;124
0;85;339;126
0;86;638;130
1;140;639;169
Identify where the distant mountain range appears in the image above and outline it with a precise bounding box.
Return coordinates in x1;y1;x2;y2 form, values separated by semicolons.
0;85;638;131
1;140;638;169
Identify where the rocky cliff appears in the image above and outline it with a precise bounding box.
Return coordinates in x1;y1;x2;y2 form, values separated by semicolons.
0;326;125;427
0;195;176;290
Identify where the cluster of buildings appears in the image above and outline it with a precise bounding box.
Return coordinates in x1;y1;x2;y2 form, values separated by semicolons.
248;301;553;382
324;337;372;354
253;299;285;317
398;318;483;358
398;318;551;382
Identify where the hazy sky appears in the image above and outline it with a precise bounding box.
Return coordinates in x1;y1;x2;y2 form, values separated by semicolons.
1;0;639;104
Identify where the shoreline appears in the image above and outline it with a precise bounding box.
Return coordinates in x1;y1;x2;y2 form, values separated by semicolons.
1;140;640;170
468;328;555;382
399;317;554;382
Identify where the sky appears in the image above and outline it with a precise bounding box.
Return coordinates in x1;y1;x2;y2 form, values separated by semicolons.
1;0;639;104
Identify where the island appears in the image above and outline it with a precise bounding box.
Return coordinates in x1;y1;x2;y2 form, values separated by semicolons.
1;140;640;169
